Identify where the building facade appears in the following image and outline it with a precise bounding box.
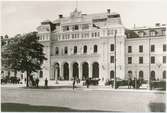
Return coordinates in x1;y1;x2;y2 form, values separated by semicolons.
1;9;166;85
36;9;166;84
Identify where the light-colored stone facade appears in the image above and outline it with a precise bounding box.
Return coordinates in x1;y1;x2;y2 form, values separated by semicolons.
36;9;166;84
1;9;166;85
37;9;126;84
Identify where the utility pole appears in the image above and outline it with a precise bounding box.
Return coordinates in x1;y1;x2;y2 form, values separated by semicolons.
148;38;151;90
114;30;117;89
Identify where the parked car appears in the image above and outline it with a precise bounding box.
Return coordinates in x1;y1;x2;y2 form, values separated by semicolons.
83;77;100;86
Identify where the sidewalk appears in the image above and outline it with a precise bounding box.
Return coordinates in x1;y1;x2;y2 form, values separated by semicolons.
1;83;165;94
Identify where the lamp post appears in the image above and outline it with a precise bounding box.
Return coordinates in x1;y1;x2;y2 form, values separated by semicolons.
113;30;117;89
134;64;137;89
148;37;151;90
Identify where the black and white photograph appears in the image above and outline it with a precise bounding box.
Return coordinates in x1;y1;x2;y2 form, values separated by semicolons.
1;0;166;112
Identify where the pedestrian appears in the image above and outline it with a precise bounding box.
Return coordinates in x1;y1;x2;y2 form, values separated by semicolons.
45;78;48;88
73;78;76;90
86;78;90;88
36;77;39;87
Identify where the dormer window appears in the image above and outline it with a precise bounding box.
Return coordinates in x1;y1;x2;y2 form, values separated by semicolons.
138;31;145;37
150;31;155;36
63;26;69;31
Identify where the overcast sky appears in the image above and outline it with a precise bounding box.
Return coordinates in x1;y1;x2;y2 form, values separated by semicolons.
1;0;167;37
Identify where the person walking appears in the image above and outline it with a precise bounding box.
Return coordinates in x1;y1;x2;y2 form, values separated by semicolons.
73;78;76;90
45;78;48;88
36;77;39;87
86;78;90;88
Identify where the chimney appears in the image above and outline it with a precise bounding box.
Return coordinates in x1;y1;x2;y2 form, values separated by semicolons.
59;14;63;19
107;9;110;14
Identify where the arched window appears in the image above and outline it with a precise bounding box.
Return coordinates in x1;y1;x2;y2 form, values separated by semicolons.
139;71;144;79
110;71;114;79
64;46;68;54
83;45;87;53
151;71;155;80
94;45;98;53
163;71;166;79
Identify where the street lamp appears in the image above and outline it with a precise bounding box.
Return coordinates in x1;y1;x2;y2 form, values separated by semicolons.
113;30;117;89
134;64;137;89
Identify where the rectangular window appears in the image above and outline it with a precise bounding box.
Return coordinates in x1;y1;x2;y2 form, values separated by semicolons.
128;46;132;53
83;45;87;53
139;45;143;53
151;56;155;64
163;56;166;64
110;44;114;51
110;56;114;63
74;46;77;54
64;47;68;54
139;57;143;64
55;47;59;55
163;44;166;52
151;45;155;52
128;57;132;64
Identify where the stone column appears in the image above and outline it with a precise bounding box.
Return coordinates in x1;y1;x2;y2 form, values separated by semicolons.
79;63;82;80
50;65;54;80
89;63;92;78
69;63;72;80
60;64;64;80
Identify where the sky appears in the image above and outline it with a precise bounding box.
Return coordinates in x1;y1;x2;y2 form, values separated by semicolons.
1;0;167;37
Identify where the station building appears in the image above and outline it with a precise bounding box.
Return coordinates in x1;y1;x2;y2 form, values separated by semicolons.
1;9;166;85
37;9;166;83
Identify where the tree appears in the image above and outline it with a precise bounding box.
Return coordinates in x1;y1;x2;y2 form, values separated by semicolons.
2;32;47;87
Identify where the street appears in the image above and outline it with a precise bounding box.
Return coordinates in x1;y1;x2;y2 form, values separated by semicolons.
1;86;166;112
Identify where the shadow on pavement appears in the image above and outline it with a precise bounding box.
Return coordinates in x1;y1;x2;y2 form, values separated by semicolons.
149;102;166;112
1;103;114;112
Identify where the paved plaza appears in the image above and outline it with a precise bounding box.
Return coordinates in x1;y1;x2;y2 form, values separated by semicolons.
1;85;166;112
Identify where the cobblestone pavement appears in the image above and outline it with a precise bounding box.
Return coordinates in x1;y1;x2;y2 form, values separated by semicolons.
1;86;166;112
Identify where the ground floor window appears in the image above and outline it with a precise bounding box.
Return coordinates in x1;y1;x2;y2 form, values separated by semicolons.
151;71;155;80
110;71;114;79
163;71;166;79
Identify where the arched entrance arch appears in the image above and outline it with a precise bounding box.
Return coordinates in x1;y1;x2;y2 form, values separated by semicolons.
92;62;99;78
53;63;60;80
82;62;89;80
139;71;144;79
73;62;79;79
110;70;114;79
63;63;69;80
151;71;155;80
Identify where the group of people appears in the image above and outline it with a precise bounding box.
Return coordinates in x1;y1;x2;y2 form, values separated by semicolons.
72;77;91;90
128;77;143;89
25;76;48;88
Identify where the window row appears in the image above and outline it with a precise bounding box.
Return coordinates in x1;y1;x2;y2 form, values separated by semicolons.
128;56;166;64
127;70;166;80
128;44;166;53
62;24;89;32
55;32;100;40
55;45;98;55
